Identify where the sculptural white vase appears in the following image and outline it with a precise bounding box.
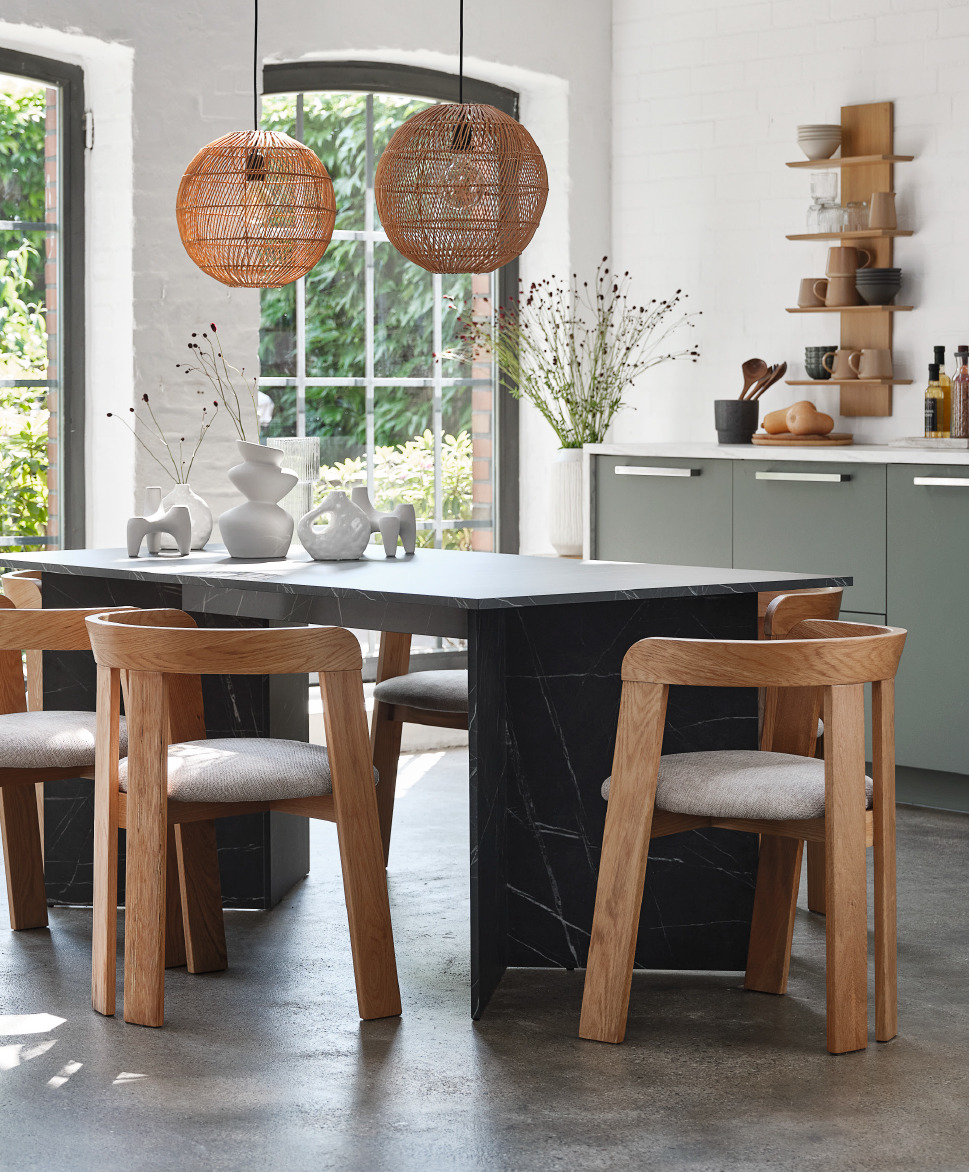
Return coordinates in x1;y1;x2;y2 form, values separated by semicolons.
160;483;212;551
297;490;371;561
549;448;584;557
220;440;298;559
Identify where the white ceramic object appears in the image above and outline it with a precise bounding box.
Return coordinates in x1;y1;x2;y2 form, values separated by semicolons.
549;448;584;557
349;486;417;556
297;490;371;561
159;483;212;550
798;137;840;161
220;440;299;559
127;486;192;557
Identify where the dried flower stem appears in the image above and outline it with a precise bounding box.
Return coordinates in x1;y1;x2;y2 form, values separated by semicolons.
176;323;259;442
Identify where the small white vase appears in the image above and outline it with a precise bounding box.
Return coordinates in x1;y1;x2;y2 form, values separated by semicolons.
219;440;299;559
549;448;584;557
160;483;212;551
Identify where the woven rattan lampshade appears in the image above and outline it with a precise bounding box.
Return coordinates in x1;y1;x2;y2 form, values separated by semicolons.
374;103;547;275
176;130;336;288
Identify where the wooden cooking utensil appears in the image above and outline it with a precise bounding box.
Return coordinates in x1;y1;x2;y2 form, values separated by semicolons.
745;364;775;400
739;357;768;400
752;360;788;399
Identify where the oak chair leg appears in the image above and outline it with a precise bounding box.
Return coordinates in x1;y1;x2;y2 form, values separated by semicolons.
123;671;169;1028
370;631;412;866
580;681;668;1044
806;841;827;915
175;820;228;974
0;784;48;930
744;835;803;995
92;666;120;1016
824;684;869;1055
165;828;187;969
872;679;897;1043
323;668;401;1021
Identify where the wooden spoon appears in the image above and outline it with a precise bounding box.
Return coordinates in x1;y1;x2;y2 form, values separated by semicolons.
752;361;788;399
746;364;776;400
740;358;768;400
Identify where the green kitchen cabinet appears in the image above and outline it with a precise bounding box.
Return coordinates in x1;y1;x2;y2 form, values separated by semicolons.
732;461;886;615
887;465;969;775
591;456;733;566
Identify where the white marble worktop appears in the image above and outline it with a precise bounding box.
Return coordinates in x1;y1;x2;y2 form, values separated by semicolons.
585;441;970;466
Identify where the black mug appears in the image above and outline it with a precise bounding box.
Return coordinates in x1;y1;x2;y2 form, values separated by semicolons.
714;399;759;445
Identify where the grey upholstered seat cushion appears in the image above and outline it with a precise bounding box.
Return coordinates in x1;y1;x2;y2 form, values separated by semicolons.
0;710;128;769
600;750;872;821
118;737;377;804
373;669;469;714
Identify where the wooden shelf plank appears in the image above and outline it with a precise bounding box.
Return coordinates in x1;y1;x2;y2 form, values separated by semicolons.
785;379;913;386
786;305;913;313
786;230;913;241
786;154;914;169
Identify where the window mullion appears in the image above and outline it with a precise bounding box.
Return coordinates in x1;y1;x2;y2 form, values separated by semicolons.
364;93;376;501
432;272;443;549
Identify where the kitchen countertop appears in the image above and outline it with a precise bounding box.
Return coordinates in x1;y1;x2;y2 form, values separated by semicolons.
585;442;970;465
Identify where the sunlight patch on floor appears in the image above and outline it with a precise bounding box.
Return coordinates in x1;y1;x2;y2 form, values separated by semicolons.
0;1013;66;1035
395;751;446;798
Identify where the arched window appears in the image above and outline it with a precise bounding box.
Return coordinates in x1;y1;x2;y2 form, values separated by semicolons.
260;61;520;554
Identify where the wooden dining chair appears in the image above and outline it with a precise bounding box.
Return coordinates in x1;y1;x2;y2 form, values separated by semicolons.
0;596;133;930
85;608;401;1029
580;617;905;1055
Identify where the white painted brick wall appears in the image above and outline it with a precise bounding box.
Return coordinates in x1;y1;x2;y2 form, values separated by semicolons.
612;0;969;446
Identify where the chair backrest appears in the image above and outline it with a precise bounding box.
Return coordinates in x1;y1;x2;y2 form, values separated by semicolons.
762;587;843;639
1;569;42;609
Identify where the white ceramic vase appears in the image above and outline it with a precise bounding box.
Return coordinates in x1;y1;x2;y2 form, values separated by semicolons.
297;490;372;561
160;483;212;551
549;448;584;557
219;440;299;559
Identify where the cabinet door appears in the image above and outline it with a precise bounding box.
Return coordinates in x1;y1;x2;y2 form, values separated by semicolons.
887;465;969;774
732;461;886;614
591;456;733;566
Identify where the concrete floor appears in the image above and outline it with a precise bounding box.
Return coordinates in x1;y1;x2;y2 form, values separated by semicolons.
0;749;966;1171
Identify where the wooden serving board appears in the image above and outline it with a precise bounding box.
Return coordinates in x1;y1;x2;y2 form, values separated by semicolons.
751;432;853;446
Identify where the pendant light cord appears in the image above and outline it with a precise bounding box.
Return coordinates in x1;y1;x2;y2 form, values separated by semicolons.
253;0;259;131
459;0;464;105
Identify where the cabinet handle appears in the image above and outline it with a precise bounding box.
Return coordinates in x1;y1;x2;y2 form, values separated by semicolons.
913;476;969;488
615;466;699;478
755;471;850;483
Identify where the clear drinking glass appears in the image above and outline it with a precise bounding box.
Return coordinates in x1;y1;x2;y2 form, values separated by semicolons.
819;202;848;234
806;172;838;233
846;201;869;232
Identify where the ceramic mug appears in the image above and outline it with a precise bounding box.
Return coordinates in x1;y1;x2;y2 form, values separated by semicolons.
798;278;826;307
822;348;862;380
850;348;893;379
868;191;897;230
825;245;873;277
815;276;858;307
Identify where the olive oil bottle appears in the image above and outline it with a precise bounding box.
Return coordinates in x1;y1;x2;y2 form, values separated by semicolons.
924;363;945;438
933;345;951;435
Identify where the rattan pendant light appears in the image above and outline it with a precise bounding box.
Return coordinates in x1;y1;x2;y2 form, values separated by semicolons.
175;1;335;288
374;2;548;275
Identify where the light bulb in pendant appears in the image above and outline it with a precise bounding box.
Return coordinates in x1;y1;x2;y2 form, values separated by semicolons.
442;157;484;211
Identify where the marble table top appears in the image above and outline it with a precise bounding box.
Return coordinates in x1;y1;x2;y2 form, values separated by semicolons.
0;546;848;612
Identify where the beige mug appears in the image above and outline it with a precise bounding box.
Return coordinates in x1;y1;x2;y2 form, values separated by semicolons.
868;191;897;230
816;275;858;307
826;245;873;276
798;278;826;307
850;348;893;379
823;348;862;380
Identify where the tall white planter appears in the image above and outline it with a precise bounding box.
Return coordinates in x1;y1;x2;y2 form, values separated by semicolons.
549;448;584;557
220;440;299;559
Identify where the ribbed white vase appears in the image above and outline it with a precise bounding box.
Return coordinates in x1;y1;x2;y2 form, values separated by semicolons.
160;483;212;551
219;440;299;559
549;448;584;557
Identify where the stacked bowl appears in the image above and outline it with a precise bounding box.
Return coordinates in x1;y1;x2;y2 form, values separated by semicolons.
856;267;901;305
797;124;841;160
805;345;838;380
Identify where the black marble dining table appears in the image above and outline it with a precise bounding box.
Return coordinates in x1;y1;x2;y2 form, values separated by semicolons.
0;544;846;1017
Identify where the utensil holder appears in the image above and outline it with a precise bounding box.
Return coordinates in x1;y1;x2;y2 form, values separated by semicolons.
714;399;759;445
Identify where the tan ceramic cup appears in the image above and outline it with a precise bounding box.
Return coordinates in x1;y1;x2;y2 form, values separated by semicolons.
850;348;893;379
798;278;826;307
823;348;862;380
816;276;858;307
868;191;897;230
826;245;873;276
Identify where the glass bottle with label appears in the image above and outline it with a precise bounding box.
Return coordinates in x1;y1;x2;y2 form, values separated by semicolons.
933;345;951;435
924;363;944;439
951;353;969;440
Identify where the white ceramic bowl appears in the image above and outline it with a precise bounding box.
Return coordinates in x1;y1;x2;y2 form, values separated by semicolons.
797;124;841;134
798;137;841;160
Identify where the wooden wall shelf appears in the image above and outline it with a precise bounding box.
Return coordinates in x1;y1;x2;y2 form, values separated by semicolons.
787;305;913;313
786;102;913;418
786;154;914;169
786;379;913;387
786;229;913;241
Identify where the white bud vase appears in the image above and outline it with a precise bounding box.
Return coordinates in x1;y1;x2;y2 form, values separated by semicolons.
549;448;584;557
219;440;299;559
159;483;212;551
